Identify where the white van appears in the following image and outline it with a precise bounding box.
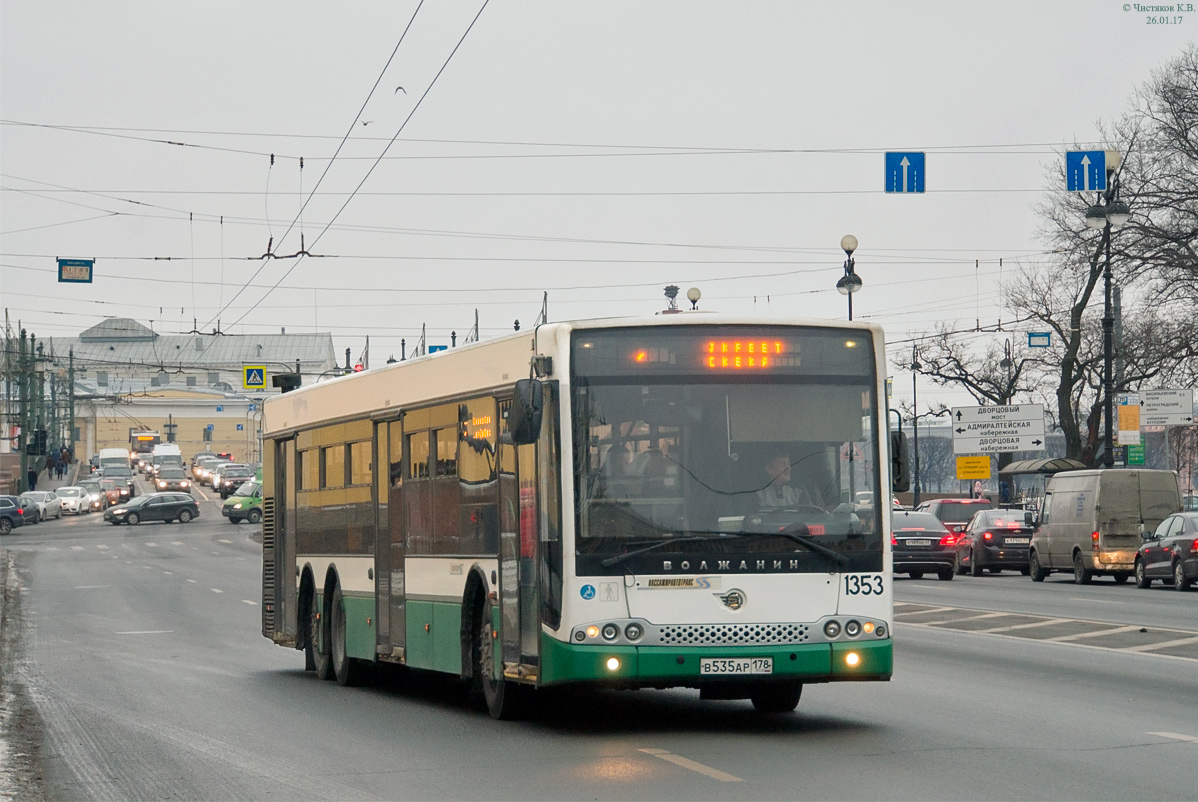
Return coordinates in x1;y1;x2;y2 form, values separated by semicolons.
1030;469;1182;584
97;447;131;471
149;443;184;477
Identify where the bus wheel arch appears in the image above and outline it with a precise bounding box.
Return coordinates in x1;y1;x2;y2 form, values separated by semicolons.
461;567;490;682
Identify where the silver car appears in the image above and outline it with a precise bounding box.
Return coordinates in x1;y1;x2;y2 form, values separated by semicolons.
19;491;63;522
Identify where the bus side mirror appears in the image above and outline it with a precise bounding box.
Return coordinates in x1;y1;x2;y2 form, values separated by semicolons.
509;379;543;445
890;431;910;493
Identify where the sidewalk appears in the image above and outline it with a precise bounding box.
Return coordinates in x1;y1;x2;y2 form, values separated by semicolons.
23;462;81;494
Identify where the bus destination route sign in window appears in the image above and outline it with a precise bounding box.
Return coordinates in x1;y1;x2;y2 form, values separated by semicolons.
574;326;871;377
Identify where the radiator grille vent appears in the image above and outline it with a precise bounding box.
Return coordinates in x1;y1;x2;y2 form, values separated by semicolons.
654;623;810;646
261;497;276;635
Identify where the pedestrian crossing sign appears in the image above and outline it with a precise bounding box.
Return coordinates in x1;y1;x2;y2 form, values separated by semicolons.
243;365;266;389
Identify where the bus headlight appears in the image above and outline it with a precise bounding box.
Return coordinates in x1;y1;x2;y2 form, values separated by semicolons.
845;652;861;668
624;623;643;641
605;657;620;671
845;620;862;638
824;620;841;639
601;623;619;641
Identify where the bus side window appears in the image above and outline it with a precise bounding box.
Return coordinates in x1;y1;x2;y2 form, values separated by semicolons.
406;432;432;554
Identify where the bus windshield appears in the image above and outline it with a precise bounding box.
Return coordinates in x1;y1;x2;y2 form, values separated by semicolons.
572;326;883;574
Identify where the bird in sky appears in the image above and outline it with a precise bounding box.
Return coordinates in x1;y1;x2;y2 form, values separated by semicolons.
361;120;373;126
395;86;406;94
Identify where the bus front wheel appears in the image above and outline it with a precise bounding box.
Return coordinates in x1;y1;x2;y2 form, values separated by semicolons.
476;600;526;720
750;682;802;714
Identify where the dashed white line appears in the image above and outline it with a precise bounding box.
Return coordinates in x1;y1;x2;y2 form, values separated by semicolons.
638;748;741;782
211;588;223;594
115;630;174;636
171;541;184;546
241;600;258;606
96;544;109;550
218;539;232;544
1124;635;1198;653
186;579;197;583
71;546;84;551
1051;625;1142;642
146;542;158;547
74;585;110;590
163;571;174;575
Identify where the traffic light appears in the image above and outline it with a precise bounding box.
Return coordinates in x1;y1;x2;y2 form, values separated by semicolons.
34;428;48;456
890;430;910;493
353;363;364;373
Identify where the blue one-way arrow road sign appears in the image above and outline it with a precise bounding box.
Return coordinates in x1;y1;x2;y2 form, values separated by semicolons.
885;152;925;193
1066;150;1106;192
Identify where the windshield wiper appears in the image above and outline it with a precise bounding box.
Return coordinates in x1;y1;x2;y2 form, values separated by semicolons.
600;534;735;568
600;528;850;569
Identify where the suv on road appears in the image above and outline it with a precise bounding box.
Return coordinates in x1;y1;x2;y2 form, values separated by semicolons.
217;465;255;498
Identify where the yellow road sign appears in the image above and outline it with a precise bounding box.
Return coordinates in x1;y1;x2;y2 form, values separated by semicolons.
243;365;267;390
956;455;991;481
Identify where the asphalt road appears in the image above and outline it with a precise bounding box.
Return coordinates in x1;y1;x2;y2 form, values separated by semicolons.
1;481;1195;801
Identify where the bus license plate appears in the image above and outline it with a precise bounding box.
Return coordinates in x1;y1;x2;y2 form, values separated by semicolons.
700;657;773;675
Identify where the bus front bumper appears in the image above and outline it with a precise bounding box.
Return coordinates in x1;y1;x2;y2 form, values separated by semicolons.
540;637;892;687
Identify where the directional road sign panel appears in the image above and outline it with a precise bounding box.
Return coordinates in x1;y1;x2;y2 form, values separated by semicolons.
243;365;267;390
1065;150;1106;192
885;152;925;193
951;404;1046;454
57;258;94;283
1139;388;1195;426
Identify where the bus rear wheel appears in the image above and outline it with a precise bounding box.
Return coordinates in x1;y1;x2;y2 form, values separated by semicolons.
306;586;333;680
331;584;367;686
476;599;525;720
750;682;802;714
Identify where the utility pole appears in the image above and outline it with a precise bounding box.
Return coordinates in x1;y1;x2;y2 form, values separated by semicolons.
68;348;76;459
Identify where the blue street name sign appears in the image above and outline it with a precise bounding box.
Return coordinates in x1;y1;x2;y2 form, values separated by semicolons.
1065;150;1106;192
57;258;94;283
885;152;925;193
1028;332;1051;348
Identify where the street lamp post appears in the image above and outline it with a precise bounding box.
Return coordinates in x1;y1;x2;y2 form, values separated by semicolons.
837;235;862;321
1083;152;1131;469
911;346;922;507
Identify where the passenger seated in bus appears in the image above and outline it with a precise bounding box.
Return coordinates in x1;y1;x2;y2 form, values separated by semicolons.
757;453;813;509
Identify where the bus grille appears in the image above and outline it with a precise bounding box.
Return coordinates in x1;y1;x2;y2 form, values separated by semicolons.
653;623;810;646
261;497;276;635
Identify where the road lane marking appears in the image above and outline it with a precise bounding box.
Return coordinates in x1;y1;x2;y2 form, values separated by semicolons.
1069;598;1120;604
218;539;232;544
972;618;1071;633
163;571;174;575
1051;625;1143;642
71;546;84;551
115;630;175;635
242;600;258;605
146;542;158;547
171;541;184;545
638;749;741;782
211;588;223;593
1124;635;1198;653
1147;732;1198;744
46;547;59;551
894;606;958;616
74;585;110;589
186;579;197;583
96;545;109;550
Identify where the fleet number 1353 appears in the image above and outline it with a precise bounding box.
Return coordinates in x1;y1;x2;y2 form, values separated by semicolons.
844;575;884;595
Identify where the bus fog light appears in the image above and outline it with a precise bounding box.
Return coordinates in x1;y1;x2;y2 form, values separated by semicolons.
845;620;861;638
624;623;643;641
824;620;841;638
605;657;620;671
574;631;586;642
601;623;619;641
845;652;861;667
875;624;887;638
585;626;599;639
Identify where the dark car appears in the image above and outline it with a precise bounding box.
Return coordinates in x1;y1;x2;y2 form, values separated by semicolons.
218;466;254;498
104;493;200;526
153;467;193;494
101;464;137;495
916;498;994;539
0;496;28;535
1135;511;1198;591
954;509;1035;576
891;510;955;581
1;495;39;526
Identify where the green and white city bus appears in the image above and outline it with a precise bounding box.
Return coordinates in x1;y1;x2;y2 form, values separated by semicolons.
261;314;907;718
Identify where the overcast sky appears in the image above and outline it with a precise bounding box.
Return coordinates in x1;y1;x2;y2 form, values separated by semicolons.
2;1;1193;408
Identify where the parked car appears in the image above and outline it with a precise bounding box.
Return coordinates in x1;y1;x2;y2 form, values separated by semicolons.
222;481;263;523
891;510;955;581
56;486;89;514
0;495;39;525
19;491;63;522
218;465;255;498
954;509;1034;576
1135;511;1198;591
103;493;200;525
153;466;193;494
915;498;994;539
0;496;27;534
76;480;108;512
